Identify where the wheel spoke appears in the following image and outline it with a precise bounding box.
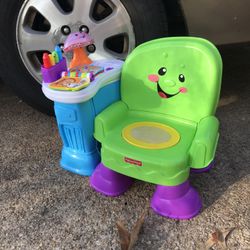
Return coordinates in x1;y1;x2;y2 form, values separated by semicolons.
90;49;114;60
92;6;135;58
92;8;132;40
29;0;68;28
18;27;54;53
69;0;94;24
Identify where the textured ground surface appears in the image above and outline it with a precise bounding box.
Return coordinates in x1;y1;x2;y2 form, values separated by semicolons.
0;45;250;250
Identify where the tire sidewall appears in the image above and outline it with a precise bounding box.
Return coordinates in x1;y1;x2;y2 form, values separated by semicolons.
0;0;53;114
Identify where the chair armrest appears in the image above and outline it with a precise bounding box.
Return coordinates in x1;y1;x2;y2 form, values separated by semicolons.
94;101;128;142
189;116;219;169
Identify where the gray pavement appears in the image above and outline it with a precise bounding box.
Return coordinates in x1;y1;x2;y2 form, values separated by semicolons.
0;45;250;250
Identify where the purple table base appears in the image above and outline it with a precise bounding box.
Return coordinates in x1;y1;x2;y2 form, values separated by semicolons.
90;163;133;196
151;181;202;219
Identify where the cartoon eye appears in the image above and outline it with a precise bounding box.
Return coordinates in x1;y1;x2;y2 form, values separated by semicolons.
178;74;185;82
158;67;167;76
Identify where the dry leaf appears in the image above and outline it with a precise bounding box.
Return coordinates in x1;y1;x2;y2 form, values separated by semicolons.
223;228;237;247
204;227;236;250
116;220;130;250
218;95;238;107
116;206;149;250
128;208;148;250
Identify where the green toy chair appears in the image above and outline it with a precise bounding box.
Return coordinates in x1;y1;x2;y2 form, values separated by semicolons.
90;37;222;219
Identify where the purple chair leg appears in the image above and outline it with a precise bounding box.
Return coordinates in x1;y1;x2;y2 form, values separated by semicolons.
151;180;202;219
90;163;133;197
190;160;215;173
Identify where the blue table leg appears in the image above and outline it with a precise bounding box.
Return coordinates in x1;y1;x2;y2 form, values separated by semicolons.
53;81;120;176
54;101;100;176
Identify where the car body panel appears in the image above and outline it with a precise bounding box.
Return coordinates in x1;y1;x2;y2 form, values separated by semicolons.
180;0;250;44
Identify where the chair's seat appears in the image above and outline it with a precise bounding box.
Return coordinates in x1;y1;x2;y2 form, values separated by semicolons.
101;111;197;186
122;121;180;149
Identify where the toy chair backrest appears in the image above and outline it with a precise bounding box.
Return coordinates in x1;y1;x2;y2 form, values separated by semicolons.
121;37;222;123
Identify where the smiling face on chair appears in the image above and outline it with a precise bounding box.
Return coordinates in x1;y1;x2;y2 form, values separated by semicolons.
148;67;188;99
121;37;222;123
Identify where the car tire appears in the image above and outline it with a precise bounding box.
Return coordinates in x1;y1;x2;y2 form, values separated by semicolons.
0;0;168;115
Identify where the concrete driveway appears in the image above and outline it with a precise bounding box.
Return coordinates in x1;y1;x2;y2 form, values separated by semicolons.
0;44;249;249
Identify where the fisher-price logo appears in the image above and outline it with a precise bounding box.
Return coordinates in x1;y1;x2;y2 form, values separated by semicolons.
124;157;142;167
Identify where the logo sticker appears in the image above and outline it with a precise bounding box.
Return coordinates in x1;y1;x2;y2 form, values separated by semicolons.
124;157;142;166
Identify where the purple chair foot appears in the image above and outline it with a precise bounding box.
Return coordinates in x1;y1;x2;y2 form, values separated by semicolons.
90;163;133;197
190;160;214;173
151;181;202;220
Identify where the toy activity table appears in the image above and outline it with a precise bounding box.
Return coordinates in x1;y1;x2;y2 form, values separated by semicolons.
42;60;123;175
